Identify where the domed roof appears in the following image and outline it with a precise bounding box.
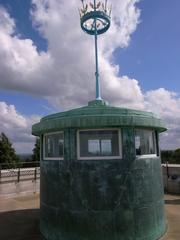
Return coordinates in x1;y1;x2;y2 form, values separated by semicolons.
32;100;166;136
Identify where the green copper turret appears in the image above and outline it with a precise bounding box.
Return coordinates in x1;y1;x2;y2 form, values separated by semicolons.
32;1;167;240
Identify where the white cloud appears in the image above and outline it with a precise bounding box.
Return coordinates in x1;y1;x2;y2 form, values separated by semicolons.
0;6;52;95
0;101;40;153
0;1;143;108
145;88;180;150
0;6;15;34
0;1;179;150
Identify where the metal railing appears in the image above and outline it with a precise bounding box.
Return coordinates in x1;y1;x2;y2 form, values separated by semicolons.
0;162;40;184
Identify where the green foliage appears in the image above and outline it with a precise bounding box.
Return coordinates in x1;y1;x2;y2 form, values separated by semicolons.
172;148;180;164
32;138;40;162
0;132;20;167
161;148;180;164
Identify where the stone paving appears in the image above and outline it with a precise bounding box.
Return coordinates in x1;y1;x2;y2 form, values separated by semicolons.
161;194;180;240
0;193;179;240
0;179;40;197
0;193;40;240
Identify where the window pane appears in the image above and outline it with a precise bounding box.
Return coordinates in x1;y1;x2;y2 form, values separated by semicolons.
88;140;100;155
44;132;64;158
101;139;112;155
135;129;156;156
79;130;120;158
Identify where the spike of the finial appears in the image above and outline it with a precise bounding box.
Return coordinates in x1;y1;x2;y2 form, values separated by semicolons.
78;8;82;18
109;4;112;17
97;2;101;9
81;0;85;10
105;0;107;12
90;2;94;10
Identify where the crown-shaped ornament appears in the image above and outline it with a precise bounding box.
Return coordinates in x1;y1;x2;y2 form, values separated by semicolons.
79;0;111;35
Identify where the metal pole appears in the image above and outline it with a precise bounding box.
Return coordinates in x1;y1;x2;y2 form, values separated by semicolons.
34;167;37;181
94;0;101;100
166;161;169;193
17;168;20;182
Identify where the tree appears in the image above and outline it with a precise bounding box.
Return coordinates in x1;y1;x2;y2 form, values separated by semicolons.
161;148;180;164
161;150;173;163
32;138;40;162
0;132;20;167
172;148;180;164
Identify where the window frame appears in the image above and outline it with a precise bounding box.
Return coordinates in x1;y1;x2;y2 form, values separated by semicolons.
43;131;64;160
135;129;157;158
77;128;122;160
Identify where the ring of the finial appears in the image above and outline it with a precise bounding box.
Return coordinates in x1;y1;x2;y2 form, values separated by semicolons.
81;11;110;35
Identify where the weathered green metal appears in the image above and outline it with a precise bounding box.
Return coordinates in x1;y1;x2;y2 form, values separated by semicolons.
80;0;111;100
32;100;167;240
32;100;166;136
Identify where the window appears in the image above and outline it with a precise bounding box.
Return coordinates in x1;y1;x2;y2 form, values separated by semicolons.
77;129;122;160
44;132;64;160
135;129;157;156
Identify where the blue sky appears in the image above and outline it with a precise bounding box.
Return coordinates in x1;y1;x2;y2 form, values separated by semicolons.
115;0;180;92
0;0;179;153
1;0;47;51
0;0;179;115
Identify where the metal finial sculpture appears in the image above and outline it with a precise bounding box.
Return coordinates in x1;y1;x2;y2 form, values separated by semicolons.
80;0;111;100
